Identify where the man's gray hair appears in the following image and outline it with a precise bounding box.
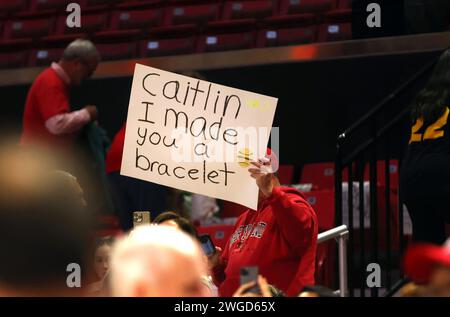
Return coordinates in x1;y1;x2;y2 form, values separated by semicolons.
62;39;100;62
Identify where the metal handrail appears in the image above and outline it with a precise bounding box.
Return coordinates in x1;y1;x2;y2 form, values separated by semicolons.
318;225;349;243
317;225;349;297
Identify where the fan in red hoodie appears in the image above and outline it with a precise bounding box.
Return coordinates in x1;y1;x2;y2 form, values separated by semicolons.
211;150;318;297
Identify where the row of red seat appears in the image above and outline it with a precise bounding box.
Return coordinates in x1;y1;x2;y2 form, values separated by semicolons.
277;160;399;189
0;11;352;69
0;3;351;41
0;0;352;16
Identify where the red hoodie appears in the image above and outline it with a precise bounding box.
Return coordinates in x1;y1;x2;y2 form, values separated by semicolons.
213;186;318;297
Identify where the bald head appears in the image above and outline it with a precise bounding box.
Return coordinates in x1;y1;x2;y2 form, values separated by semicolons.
59;39;100;85
110;226;208;297
62;39;100;63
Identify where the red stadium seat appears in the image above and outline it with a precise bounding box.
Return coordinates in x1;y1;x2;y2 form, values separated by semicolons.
317;9;352;42
28;48;63;66
140;37;196;57
223;0;276;20
302;189;335;231
301;162;336;189
140;24;198;57
196;225;235;249
115;0;164;10
29;0;71;11
55;12;108;35
94;29;141;43
199;20;257;53
198;31;256;52
0;0;27;14
0;38;32;52
221;200;249;218
168;0;220;4
40;33;87;49
279;0;336;15
338;0;352;9
110;8;162;30
0;51;27;68
277;164;295;185
363;160;399;188
85;0;124;6
259;26;317;47
96;42;137;61
164;3;221;26
4;18;54;39
258;14;317;47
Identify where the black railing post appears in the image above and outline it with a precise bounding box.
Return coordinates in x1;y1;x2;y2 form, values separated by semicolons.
385;155;392;291
347;164;354;297
358;156;366;297
398;160;405;254
369;140;379;297
335;133;344;292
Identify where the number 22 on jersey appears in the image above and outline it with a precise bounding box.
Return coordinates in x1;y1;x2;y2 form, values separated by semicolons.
409;107;450;144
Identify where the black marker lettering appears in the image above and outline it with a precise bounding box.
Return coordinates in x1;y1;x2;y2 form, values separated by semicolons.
218;162;235;186
135;148;150;170
190;117;207;138
165;108;188;133
223;94;241;119
213;91;220;114
163;80;181;103
203;83;211;111
163;136;178;149
158;164;171;176
190;80;204;107
208;170;219;184
173;166;186;179
136;127;147;146
138;102;155;124
142;73;160;97
149;131;161;145
183;81;190;105
188;169;199;180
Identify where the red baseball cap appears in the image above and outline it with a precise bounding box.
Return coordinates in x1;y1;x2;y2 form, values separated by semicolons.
403;243;450;284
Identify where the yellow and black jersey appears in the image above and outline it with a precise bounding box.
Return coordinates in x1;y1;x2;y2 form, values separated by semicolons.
401;106;450;197
407;106;450;154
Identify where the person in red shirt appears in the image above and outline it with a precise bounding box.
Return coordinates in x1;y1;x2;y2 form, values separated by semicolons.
210;149;318;297
21;39;100;151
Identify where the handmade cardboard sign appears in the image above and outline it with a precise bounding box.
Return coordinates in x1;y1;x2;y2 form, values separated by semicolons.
121;63;278;210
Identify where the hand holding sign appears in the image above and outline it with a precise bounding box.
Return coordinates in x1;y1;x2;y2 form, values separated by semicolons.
248;157;275;198
121;64;278;210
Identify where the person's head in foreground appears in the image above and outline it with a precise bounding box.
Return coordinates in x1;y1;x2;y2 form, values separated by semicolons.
93;236;114;282
153;211;198;239
403;241;450;297
0;145;92;296
298;285;338;297
59;39;100;86
110;225;209;297
50;170;87;207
